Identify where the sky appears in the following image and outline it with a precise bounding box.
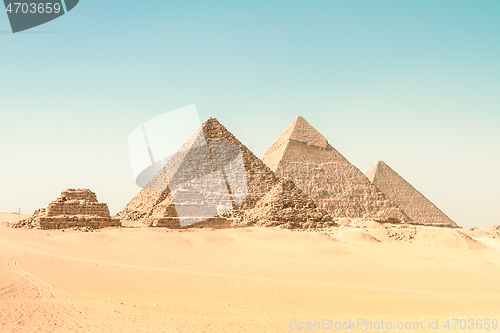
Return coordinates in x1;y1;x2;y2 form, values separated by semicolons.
1;0;498;228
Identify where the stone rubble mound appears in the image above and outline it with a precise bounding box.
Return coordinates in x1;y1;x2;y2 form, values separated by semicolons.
244;178;335;229
9;208;46;229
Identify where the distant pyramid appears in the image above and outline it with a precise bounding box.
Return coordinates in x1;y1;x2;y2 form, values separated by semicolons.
366;161;457;227
118;117;330;228
261;116;410;222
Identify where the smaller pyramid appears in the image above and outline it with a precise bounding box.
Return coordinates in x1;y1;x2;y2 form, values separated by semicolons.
14;189;121;229
366;161;457;227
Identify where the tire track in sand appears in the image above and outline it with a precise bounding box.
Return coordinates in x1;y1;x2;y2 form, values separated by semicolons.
8;253;55;299
2;252;90;331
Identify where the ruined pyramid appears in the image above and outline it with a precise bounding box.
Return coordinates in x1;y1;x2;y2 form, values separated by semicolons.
118;117;331;228
14;189;121;229
366;161;457;227
261;116;410;222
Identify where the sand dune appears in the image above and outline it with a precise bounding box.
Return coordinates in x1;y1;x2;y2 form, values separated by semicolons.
336;230;382;243
412;229;489;250
1;224;499;332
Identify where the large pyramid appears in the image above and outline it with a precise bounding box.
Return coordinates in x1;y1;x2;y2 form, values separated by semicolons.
366;161;457;227
261;116;410;222
118;117;331;228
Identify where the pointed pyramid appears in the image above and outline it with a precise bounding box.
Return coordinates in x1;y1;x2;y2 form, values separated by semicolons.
366;161;457;227
262;116;332;171
262;116;410;222
118;117;331;228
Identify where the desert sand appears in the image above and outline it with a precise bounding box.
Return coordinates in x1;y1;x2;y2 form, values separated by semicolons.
1;221;499;332
0;213;31;224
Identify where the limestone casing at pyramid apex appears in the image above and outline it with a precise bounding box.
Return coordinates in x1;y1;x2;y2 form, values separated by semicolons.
261;116;329;171
262;115;359;173
287;116;329;149
365;161;385;183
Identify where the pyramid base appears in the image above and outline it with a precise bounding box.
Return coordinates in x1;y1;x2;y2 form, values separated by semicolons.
145;217;230;229
38;216;122;229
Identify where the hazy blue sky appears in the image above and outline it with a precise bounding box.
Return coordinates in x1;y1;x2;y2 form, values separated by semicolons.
1;1;498;227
